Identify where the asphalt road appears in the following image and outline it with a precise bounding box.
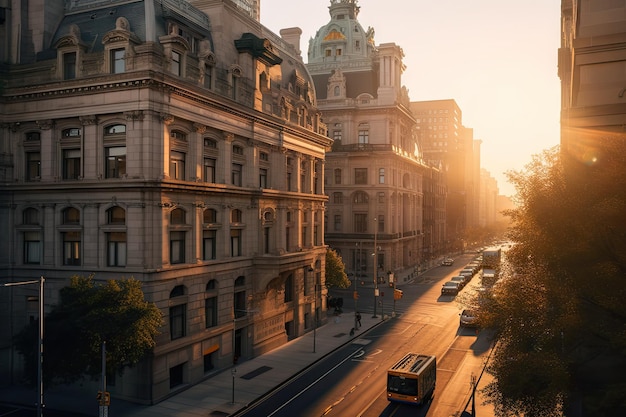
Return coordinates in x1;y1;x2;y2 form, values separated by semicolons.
236;253;488;417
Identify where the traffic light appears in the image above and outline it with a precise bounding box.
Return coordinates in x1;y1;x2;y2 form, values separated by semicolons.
393;289;403;300
353;291;359;300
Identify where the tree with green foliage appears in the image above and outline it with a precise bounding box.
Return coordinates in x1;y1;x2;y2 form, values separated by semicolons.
325;248;351;289
477;140;626;417
15;275;163;386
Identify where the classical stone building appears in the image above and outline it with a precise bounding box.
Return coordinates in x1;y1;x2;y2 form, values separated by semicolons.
0;0;330;404
302;0;443;284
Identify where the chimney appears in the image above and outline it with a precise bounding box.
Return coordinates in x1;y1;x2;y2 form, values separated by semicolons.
280;27;302;56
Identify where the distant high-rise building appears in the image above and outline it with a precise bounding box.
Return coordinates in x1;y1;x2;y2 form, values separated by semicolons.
411;99;480;246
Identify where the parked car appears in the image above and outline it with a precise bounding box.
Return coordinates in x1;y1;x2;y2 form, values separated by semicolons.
441;281;461;296
459;309;478;327
450;276;467;288
460;268;475;278
441;258;454;266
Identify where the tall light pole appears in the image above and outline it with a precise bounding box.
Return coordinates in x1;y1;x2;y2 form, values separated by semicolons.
354;243;359;331
372;217;378;318
3;276;44;417
309;266;317;353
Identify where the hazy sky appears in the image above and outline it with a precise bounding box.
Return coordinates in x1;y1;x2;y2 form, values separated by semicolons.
260;0;562;197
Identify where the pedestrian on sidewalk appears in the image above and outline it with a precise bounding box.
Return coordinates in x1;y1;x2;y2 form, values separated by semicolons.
356;312;362;328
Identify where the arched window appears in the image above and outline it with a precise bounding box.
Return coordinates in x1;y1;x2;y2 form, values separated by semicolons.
171;208;186;224
205;280;218;328
104;124;127;178
63;207;80;224
107;206;125;224
61;207;81;265
169;285;187;340
231;209;242;223
234;276;246;318
23;208;39;225
106;207;126;267
203;208;217;224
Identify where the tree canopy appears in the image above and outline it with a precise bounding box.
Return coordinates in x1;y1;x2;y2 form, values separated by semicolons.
16;275;163;385
325;248;351;289
477;140;626;417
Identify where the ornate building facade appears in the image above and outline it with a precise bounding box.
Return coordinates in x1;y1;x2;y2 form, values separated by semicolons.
301;0;443;284
0;0;330;404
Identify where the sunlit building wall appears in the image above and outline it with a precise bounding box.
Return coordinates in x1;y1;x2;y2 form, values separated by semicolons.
559;0;626;156
411;99;479;249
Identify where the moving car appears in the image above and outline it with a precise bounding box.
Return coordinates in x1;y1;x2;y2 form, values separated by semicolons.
459;309;478;327
441;258;454;266
441;281;461;296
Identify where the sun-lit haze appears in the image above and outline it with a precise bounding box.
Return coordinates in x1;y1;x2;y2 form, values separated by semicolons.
260;0;562;197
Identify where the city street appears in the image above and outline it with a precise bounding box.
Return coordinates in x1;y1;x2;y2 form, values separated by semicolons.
235;253;495;417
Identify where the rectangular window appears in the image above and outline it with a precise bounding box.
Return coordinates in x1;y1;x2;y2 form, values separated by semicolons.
354;168;367;185
232;163;242;186
111;48;125;73
379;168;385;184
234;290;246;318
170;231;185;264
358;130;369;144
333;192;343;204
287;172;293;191
24;232;41;264
171;51;181;75
205;297;217;328
263;227;270;254
107;232;127;266
354;213;367;233
334;169;341;185
204;158;216;183
63;231;81;265
378;192;385;203
63;149;81;180
170;304;186;340
334;214;342;232
26;152;41;181
378;215;385;233
169;363;185;388
105;146;126;178
333;130;342;141
231;229;242;257
203;230;216;260
259;168;268;188
63;52;76;80
170;151;185;180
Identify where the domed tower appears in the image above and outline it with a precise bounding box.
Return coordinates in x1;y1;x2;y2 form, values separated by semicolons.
307;0;405;105
307;0;375;65
308;0;434;290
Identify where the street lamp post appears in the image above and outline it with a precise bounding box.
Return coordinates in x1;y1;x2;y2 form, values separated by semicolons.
372;217;378;318
3;277;44;417
309;266;317;353
354;243;359;331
